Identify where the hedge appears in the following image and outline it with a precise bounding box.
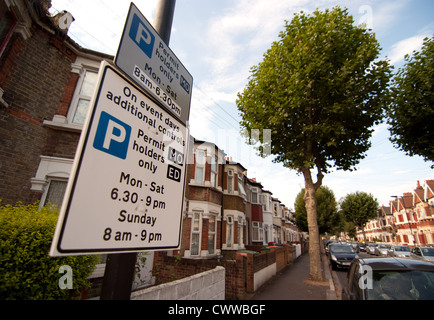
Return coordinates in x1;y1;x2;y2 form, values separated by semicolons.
0;201;98;300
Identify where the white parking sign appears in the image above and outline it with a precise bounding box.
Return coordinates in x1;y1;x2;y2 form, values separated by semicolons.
50;62;188;256
115;3;193;125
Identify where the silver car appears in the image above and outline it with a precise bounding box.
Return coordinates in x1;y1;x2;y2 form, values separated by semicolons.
375;244;391;256
388;245;411;258
367;243;378;255
411;247;434;262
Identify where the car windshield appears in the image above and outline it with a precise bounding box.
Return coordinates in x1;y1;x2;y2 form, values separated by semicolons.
379;244;391;249
395;246;410;252
369;244;377;247
367;271;434;300
422;248;434;257
330;245;354;253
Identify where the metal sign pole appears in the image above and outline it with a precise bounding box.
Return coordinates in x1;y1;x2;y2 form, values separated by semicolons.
100;0;176;300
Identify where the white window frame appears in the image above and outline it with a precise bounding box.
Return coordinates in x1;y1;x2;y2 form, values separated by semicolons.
238;174;247;200
67;68;99;125
210;156;217;187
190;211;202;256
252;187;258;204
40;178;68;208
226;216;233;248
207;214;217;255
43;57;102;132
252;221;264;242
227;170;234;194
194;149;206;185
31;156;73;209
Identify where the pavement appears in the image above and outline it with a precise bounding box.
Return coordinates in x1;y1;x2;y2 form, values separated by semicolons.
249;251;341;300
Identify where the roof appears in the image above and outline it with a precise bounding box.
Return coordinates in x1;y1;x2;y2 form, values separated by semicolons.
358;257;434;272
426;180;434;199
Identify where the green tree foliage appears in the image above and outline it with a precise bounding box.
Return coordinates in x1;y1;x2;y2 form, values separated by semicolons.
0;202;98;300
340;192;379;242
294;186;339;234
237;7;391;281
388;36;434;167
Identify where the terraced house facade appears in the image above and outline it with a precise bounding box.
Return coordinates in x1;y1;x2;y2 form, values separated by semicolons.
359;180;434;247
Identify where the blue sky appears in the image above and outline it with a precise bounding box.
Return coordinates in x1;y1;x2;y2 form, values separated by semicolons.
50;0;434;209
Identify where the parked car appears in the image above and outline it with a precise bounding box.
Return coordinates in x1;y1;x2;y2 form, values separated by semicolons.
343;257;434;300
411;247;434;262
388;245;411;258
350;241;360;252
375;244;391;256
367;243;378;255
325;240;338;255
358;243;367;252
329;244;358;270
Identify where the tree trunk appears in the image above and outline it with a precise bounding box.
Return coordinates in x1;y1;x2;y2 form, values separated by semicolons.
302;168;324;282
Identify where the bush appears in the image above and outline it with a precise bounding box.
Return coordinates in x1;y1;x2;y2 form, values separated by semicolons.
0;201;98;300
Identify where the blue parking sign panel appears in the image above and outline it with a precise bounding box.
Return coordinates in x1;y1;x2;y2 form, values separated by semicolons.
129;13;155;59
93;111;132;160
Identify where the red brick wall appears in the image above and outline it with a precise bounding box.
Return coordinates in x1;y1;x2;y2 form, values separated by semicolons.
153;251;245;300
0;25;77;204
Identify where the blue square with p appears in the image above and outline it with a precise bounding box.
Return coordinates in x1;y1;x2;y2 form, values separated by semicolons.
129;13;155;59
93;112;131;160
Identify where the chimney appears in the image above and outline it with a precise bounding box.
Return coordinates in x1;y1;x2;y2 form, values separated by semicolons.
52;10;75;34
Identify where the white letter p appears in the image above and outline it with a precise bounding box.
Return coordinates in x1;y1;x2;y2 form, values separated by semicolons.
103;120;127;150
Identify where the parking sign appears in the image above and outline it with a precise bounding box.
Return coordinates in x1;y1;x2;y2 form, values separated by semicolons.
115;3;193;125
50;62;188;256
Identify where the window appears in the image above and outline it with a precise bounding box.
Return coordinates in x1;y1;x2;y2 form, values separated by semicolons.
208;215;216;254
252;221;263;242
226;216;233;247
31;156;73;209
227;170;233;194
252;188;258;204
238;174;246;199
190;212;201;256
68;69;98;124
42;180;67;208
210;156;217;187
194;150;205;184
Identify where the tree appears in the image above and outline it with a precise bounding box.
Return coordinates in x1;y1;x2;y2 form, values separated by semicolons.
294;186;339;235
387;36;434;167
237;7;391;281
340;192;379;242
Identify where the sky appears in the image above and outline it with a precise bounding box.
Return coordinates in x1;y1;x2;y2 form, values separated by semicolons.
50;0;434;210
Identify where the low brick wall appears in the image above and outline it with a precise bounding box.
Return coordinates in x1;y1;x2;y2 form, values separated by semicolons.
131;266;225;300
152;244;301;300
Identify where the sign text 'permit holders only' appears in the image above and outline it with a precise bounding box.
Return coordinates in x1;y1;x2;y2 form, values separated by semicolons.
50;62;188;256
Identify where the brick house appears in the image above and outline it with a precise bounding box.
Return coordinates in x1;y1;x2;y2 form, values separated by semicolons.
358;180;434;246
181;138;226;259
0;0;112;207
249;178;265;246
222;159;247;252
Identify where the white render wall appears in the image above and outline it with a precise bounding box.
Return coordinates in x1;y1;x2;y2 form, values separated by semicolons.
130;266;225;300
253;263;276;291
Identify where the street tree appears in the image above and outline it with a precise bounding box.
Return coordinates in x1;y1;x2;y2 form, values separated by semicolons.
340;192;379;242
294;186;339;235
236;7;391;281
387;36;434;167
